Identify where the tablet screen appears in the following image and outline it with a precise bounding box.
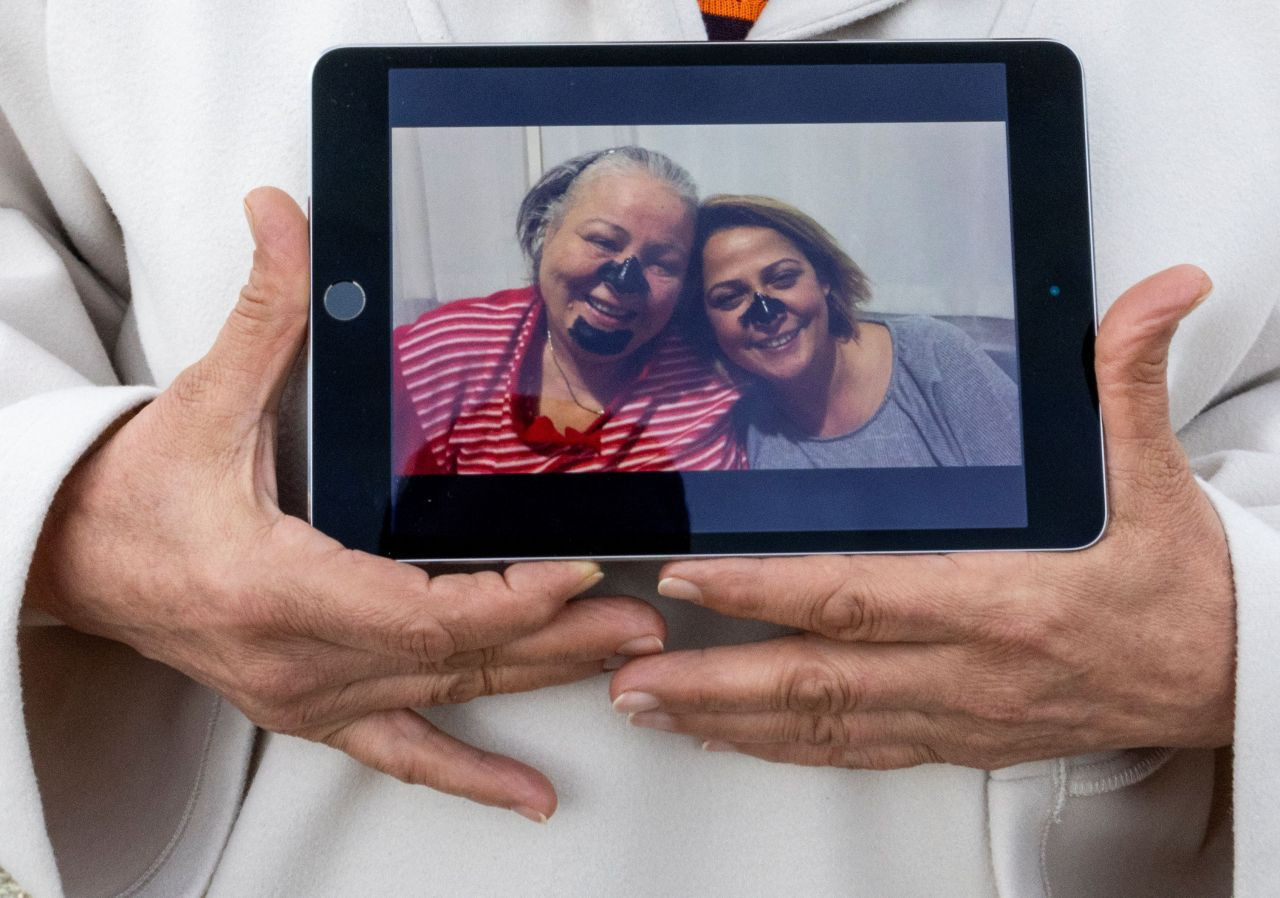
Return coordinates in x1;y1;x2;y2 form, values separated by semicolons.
310;43;1102;559
390;63;1024;539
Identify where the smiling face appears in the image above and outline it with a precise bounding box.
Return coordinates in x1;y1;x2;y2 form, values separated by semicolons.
700;225;836;384
537;171;695;365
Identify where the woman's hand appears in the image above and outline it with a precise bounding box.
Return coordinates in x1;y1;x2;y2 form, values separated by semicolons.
24;188;666;822
611;266;1235;770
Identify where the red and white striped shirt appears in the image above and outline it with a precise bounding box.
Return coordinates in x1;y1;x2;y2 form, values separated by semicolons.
393;287;745;474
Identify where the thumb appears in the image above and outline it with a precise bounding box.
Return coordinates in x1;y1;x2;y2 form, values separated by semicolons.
1095;264;1212;449
188;186;311;419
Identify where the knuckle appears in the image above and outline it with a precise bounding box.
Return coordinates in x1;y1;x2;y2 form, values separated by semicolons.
233;271;288;335
1127;354;1171;390
840;745;942;771
981;610;1055;658
477;664;501;697
960;686;1033;727
255;581;325;639
222;277;306;362
917;744;946;766
802;714;852;746
1091;334;1126;376
397;610;458;667
810;587;872;641
781;659;855;714
837;747;885;770
440;670;485;705
273;659;333;699
378;751;422;786
1095;328;1171;390
425;574;520;646
442;644;499;671
975;583;1076;660
462;569;526;613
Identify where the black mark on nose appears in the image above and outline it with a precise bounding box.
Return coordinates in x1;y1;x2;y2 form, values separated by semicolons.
740;292;787;328
598;256;648;295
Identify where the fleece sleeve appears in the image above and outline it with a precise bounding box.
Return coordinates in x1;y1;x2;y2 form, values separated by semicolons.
0;27;146;898
1016;2;1280;890
0;7;252;898
1179;304;1280;898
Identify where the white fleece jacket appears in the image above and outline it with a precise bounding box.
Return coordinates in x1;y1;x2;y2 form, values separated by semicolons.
2;1;1277;896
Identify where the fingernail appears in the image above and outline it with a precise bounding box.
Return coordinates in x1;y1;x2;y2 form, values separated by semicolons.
657;577;702;603
701;740;734;753
615;635;664;656
571;561;604;594
1192;272;1214;308
628;711;677;732
242;198;256;235
612;691;660;713
512;805;548;824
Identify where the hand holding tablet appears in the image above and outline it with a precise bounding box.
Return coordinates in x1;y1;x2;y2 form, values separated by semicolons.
25;187;665;822
612;265;1235;768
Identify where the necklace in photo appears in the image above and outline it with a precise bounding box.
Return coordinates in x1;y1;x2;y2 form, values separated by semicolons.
546;329;605;416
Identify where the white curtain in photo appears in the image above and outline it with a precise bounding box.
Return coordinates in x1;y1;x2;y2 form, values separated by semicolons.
391;127;532;326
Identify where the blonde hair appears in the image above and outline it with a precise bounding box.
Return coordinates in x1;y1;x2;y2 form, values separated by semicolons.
691;194;871;340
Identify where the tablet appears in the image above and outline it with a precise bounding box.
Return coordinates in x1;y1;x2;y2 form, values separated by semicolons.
309;41;1104;561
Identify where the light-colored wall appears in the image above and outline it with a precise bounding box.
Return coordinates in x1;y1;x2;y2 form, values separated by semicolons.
392;122;1015;326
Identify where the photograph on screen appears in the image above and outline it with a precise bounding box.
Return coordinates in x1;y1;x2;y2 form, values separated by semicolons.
390;122;1022;478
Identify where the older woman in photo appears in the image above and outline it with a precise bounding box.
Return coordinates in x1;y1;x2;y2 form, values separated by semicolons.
692;194;1021;469
393;146;743;474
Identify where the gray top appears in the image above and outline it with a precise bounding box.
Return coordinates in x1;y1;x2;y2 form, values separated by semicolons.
745;316;1022;469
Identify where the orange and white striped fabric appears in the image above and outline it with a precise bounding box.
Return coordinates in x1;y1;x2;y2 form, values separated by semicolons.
393;287;745;474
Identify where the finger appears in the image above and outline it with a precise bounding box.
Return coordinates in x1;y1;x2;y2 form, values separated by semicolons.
399;561;610;657
269;526;609;664
173;187;311;422
656;554;992;642
628;707;937;748
1095;265;1211;454
437;596;666;670
702;739;945;771
609;637;961;715
272;595;664;697
314;660;604;724
321;709;556;821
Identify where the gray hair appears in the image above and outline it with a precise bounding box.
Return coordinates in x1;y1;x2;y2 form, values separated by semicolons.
516;146;698;278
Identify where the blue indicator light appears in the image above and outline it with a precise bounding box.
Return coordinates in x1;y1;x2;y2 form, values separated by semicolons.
1048;285;1062;298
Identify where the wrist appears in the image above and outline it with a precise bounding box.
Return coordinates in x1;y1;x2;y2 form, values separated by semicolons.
21;406;146;625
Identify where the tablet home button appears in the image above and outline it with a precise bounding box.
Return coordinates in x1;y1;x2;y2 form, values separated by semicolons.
323;281;366;321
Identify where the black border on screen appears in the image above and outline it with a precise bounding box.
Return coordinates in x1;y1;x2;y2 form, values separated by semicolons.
310;41;1103;560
